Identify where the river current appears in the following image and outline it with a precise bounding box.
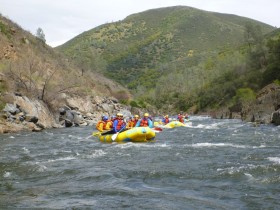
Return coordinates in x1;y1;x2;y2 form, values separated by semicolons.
1;116;280;209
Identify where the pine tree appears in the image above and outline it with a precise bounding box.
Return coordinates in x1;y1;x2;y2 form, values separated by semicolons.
35;27;46;43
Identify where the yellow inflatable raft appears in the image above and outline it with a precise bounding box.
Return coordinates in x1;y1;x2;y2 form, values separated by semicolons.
96;127;156;143
164;121;186;128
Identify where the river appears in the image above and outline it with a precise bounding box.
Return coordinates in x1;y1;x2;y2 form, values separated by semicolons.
1;116;280;209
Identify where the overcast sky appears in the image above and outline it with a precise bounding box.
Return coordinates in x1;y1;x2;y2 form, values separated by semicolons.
1;0;279;47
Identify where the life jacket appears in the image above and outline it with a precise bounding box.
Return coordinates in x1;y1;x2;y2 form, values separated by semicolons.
115;119;125;131
178;116;184;123
164;118;169;124
127;120;134;128
140;118;149;127
96;120;107;131
105;120;113;129
131;119;138;127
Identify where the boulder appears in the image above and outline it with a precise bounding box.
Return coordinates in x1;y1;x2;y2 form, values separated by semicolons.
3;103;20;115
13;95;58;128
64;119;73;127
240;84;280;124
25;115;39;123
271;110;280;125
100;103;114;113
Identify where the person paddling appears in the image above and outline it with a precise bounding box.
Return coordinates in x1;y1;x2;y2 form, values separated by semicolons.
113;113;126;133
177;113;184;123
105;116;114;130
100;113;126;135
135;113;153;128
96;116;109;132
162;115;170;124
127;115;139;128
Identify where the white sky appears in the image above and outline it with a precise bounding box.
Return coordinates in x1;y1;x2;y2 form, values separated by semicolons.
1;0;279;47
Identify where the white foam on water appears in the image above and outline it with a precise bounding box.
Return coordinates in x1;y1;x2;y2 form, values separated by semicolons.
184;122;193;127
244;173;253;178
194;123;219;129
22;147;30;154
9;136;15;139
158;143;169;148
244;173;256;182
45;131;54;136
36;163;48;172
217;164;257;175
114;142;171;150
47;156;76;162
89;149;106;158
115;142;137;149
268;157;280;164
188;142;266;149
253;144;266;148
3;171;11;178
191;142;247;148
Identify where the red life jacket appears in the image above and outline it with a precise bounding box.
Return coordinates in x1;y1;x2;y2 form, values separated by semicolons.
115;119;125;130
140;118;149;127
178;116;184;123
164;118;169;124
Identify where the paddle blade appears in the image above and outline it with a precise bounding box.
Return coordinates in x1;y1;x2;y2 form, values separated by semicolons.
111;132;118;141
92;131;101;136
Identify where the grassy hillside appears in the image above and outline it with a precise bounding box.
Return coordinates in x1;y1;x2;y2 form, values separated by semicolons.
57;6;275;111
0;14;131;109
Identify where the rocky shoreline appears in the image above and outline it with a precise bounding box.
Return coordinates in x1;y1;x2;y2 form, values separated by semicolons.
1;83;280;134
0;93;140;134
211;83;280;126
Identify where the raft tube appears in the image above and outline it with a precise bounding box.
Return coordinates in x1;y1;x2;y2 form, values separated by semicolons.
164;121;186;128
98;127;156;143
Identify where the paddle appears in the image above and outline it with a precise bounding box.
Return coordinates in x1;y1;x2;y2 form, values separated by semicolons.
111;125;126;141
92;130;112;136
92;131;102;136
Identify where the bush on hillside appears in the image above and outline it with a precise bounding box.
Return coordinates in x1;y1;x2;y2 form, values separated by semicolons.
233;88;256;104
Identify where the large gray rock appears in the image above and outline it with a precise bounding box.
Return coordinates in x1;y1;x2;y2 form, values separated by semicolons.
241;84;280;124
100;104;114;113
271;110;280;125
25;114;39;123
3;103;20;115
66;96;94;113
13;95;58;128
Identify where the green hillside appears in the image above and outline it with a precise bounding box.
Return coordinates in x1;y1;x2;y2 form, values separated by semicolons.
57;6;275;112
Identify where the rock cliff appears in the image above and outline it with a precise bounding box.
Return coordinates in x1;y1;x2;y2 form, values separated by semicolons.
213;83;280;126
0;92;135;134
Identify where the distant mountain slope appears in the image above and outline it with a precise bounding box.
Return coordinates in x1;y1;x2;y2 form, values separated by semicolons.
57;6;275;111
0;14;131;110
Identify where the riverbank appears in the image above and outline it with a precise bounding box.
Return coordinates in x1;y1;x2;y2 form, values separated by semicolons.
210;83;280;126
0;92;140;134
1;83;280;134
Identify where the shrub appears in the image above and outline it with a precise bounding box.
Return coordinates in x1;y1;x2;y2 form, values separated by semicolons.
0;21;12;38
233;88;256;104
273;80;280;85
130;100;139;107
